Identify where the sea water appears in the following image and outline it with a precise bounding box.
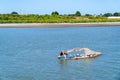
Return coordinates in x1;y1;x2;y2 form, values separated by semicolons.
0;26;120;80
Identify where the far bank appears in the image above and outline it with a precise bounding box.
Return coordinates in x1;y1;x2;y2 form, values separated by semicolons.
0;22;120;28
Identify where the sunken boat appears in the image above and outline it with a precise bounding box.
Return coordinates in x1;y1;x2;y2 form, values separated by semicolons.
58;48;101;60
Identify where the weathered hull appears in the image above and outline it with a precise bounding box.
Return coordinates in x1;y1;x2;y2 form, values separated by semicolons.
58;48;102;60
58;53;101;60
72;54;101;60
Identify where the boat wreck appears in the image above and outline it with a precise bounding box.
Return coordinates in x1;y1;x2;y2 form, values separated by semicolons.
58;48;101;60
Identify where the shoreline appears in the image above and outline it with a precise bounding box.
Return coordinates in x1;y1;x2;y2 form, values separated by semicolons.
0;22;120;28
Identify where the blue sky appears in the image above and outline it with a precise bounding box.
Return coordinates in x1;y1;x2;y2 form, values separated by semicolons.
0;0;120;15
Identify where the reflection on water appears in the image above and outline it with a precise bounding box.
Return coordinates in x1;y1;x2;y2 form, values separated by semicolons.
58;58;95;66
58;59;68;66
57;58;100;80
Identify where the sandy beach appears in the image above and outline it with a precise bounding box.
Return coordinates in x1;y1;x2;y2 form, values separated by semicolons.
0;22;120;28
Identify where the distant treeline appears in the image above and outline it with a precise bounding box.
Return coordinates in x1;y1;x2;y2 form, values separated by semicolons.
0;11;120;23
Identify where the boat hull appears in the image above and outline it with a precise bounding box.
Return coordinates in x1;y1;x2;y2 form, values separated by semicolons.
71;53;101;60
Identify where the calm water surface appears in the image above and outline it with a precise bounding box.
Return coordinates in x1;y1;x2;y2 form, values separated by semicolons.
0;26;120;80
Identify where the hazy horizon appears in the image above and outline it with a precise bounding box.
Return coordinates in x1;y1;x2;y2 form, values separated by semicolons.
0;0;120;15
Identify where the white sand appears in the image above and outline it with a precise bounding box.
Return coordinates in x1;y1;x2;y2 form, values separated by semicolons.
0;22;120;28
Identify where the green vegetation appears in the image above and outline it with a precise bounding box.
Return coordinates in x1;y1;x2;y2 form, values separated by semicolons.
11;11;19;15
0;11;120;23
51;11;59;16
75;11;81;16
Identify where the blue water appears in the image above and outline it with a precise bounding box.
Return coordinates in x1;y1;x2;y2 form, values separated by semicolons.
0;26;120;80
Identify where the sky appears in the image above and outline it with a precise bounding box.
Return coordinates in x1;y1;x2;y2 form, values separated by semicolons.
0;0;120;15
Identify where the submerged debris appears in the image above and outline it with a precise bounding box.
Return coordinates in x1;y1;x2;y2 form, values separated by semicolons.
58;48;101;60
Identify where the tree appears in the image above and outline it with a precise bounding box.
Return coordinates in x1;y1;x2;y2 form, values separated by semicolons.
103;13;112;17
11;11;18;15
99;13;103;17
68;14;75;16
113;12;120;16
51;11;59;16
85;14;92;16
75;11;81;16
